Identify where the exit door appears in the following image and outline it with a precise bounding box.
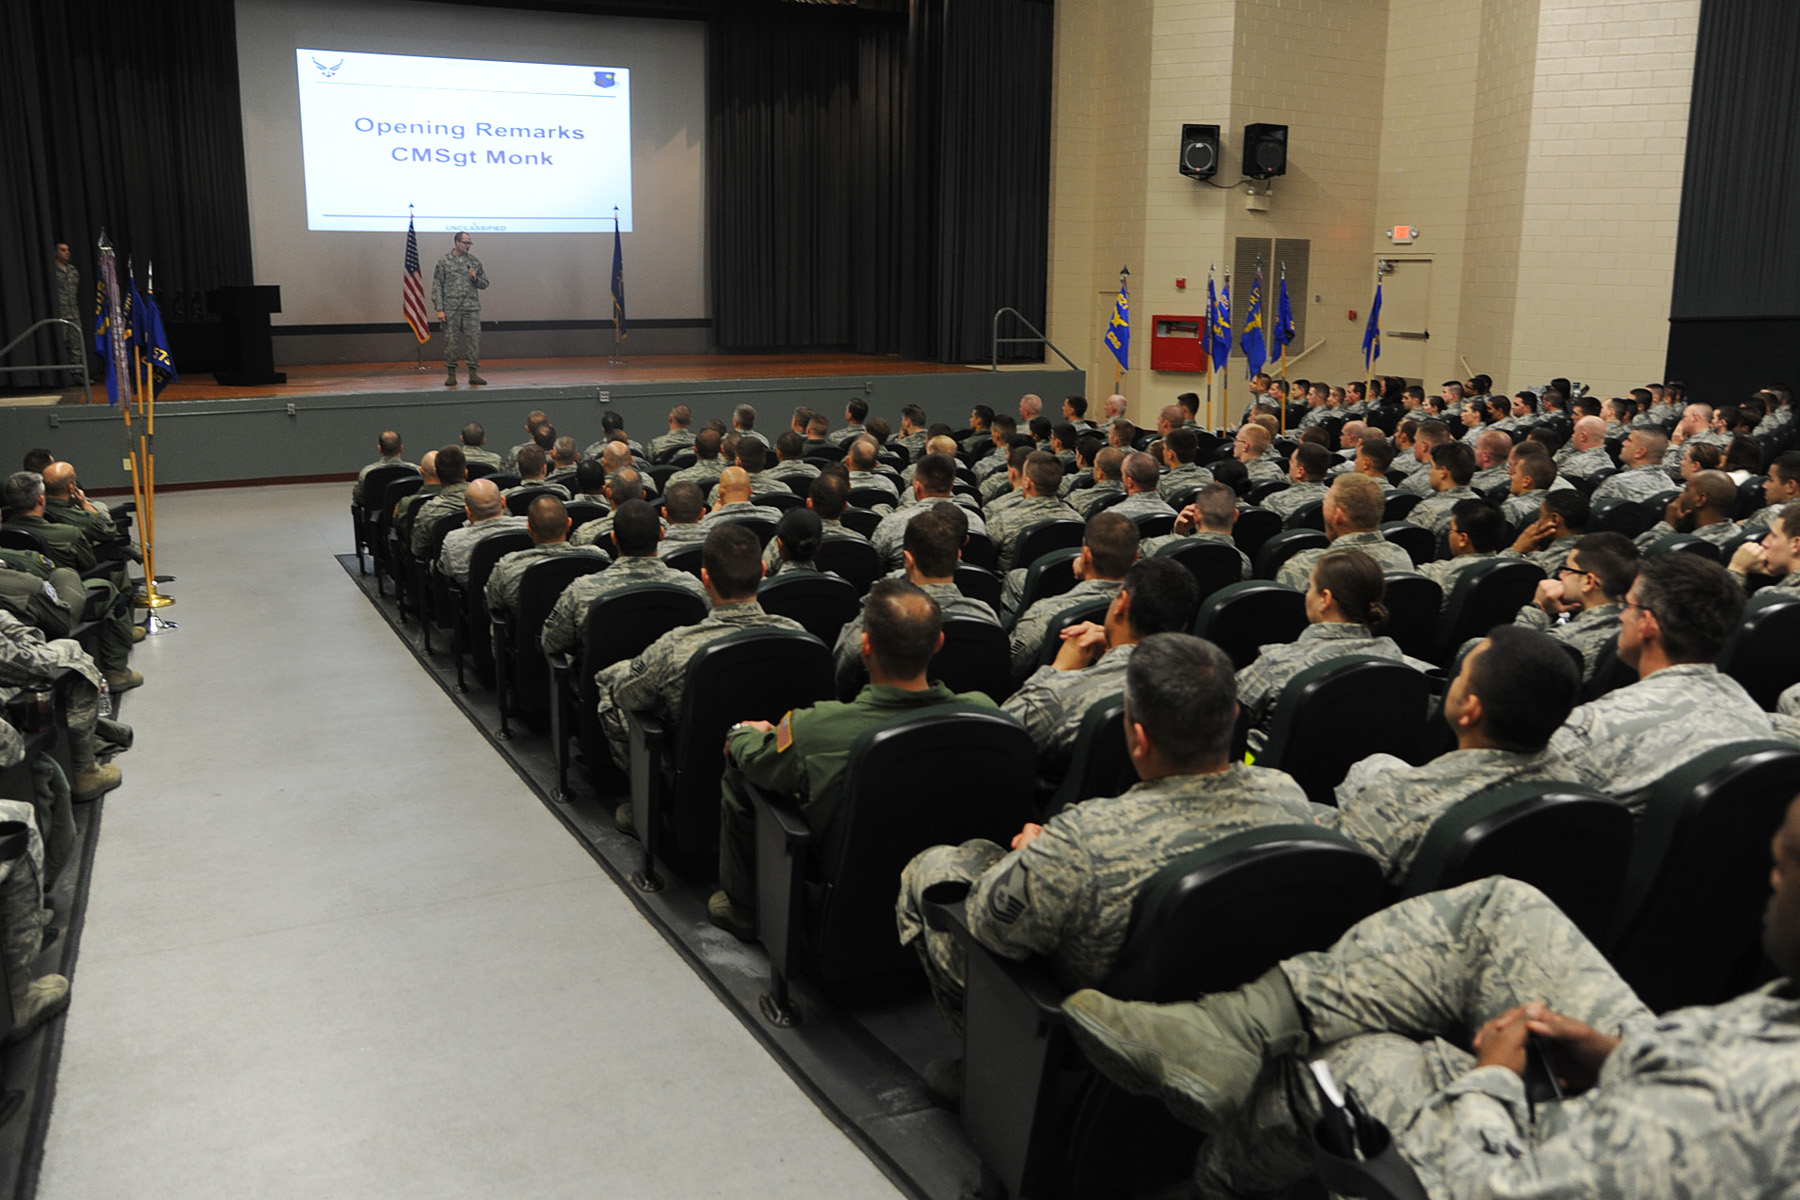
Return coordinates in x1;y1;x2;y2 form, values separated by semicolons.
1375;257;1432;383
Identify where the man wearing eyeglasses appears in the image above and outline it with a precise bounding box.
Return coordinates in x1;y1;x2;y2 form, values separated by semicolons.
432;232;490;387
1510;532;1635;683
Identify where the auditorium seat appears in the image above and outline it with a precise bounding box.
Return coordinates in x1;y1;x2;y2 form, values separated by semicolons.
814;538;880;594
1258;655;1434;805
491;555;606;739
370;474;424;596
923;825;1386;1200
1246;479;1288;506
1716;594;1800;710
1644;532;1719;560
930;617;1012;702
448;530;532;691
847;485;897;510
1283;499;1325;532
1009;548;1081;616
1434;558;1543;665
756;572;861;645
1013;520;1087;569
1253;529;1327;581
1042;694;1131;817
1152;537;1247;605
351;464;418;574
962;531;999;571
839;508;882;538
1192;580;1306;668
662;543;705;578
1382;490;1421;522
750;706;1035;1020
1380;572;1442;661
1131;512;1176;540
1230;507;1281;561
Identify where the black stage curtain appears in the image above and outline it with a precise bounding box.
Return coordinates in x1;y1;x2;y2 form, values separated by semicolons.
0;0;252;389
708;0;1052;363
1670;0;1800;322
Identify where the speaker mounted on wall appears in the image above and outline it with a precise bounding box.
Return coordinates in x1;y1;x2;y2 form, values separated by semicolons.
1243;123;1288;179
1179;124;1220;180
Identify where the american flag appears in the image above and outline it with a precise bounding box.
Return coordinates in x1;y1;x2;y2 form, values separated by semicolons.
402;217;429;343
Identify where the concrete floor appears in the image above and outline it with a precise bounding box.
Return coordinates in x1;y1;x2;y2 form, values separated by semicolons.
38;483;901;1199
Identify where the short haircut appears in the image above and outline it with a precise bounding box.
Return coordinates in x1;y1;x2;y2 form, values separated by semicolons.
809;470;850;518
848;437;880;471
734;404;757;430
1450;499;1506;553
1313;548;1388;632
1024;451;1064;497
1162;429;1198;464
701;523;765;599
664;480;705;523
1329;473;1384;530
669;404;692;427
608;468;645;505
901;403;927;428
1569;532;1638;598
738;439;768;473
1122;451;1160;492
1076;436;1104;466
863;579;943;677
1778;501;1800;539
1212;458;1250;496
1415;419;1451;448
1516;453;1557;491
991;415;1018;438
1358;438;1396;473
845;397;869;423
612;499;661;556
1120;557;1200;637
1085;511;1141;577
527;495;569;539
378;431;403;456
775;431;804;459
792;405;816;429
575;459;607;492
1065;395;1089;418
533;424;557;451
435;445;467;484
914;453;956;494
1194;482;1237;529
464;480;503;519
516;445;547;478
693;429;723;461
1542;488;1589;530
1468;627;1579;751
1476;429;1513;462
1294;443;1332;480
1053;421;1078;449
1629;427;1669;459
774;506;823;563
552;436;579;462
1124;634;1237;769
1634;553;1743;663
904;503;964;576
807;414;830;436
1432;440;1476;485
971;404;994;427
1095;446;1128;480
459;422;486;447
1029;415;1052;441
1770;451;1800;487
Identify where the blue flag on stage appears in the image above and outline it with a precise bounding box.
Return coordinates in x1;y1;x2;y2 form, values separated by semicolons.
1210;276;1231;375
1273;276;1296;370
610;215;628;340
1104;278;1130;371
93;249;133;407
141;278;179;397
1362;284;1383;370
1239;270;1266;379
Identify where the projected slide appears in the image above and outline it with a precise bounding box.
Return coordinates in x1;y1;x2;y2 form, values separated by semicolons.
295;49;632;233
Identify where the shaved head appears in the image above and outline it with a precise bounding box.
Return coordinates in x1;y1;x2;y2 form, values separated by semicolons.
465;478;503;519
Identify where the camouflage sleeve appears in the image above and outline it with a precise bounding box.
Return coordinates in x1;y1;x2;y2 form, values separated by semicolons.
472;258;488;290
964;822;1093;963
1234;657;1282;729
0;716;22;769
1512;604;1552;632
1008;606;1048;679
610;643;667;717
540;588;580;658
1000;669;1069;756
430;260;445;311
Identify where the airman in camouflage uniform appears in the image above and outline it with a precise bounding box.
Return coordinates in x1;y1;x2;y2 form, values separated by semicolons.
1004;646;1130;773
1069;478;1123;518
1237;624;1408;752
438;515;528;586
1276;532;1414;591
1007;577;1121;680
1157;462;1214;505
430;233;488;385
0;611;117;800
986;454;1080;573
1111;488;1176;523
53;243;81;373
540;554;707;659
351;432;416;506
1406;484;1478;537
0;779;69;1040
483;540;609;621
1513;601;1622;681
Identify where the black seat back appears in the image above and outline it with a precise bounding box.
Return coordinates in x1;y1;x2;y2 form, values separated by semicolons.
954;563;1004;610
1192;581;1306;668
1231;507;1282;560
1015;519;1087;567
756;572;862;645
1153;537;1246;605
1254;529;1328;580
840;508;882;538
1379;520;1435;567
510;556;608;722
1259;656;1433;805
1716;595;1800;710
1381;572;1443;661
930;617;1012;701
1043;694;1132;816
1646;532;1719;561
1285;499;1325;531
1015;548;1082;610
1436;558;1544;663
815;538;880;594
1590;497;1656;538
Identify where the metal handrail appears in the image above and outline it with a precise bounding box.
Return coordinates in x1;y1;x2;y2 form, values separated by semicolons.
991;308;1080;374
0;319;93;404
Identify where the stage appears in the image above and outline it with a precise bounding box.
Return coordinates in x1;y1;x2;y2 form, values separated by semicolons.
3;352;1082;492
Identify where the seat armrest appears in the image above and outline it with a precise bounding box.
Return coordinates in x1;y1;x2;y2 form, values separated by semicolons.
626;709;669;865
749;778;813;987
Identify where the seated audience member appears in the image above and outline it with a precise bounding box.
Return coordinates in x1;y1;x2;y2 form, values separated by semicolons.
1556;415;1613;479
987;451;1081;573
890;404;930;462
1331;626;1580;882
483;496;610;624
896;633;1329;1073
1395;420;1452;496
1070;446;1126;518
506;446;572;503
766;507;825;578
568;458;608;503
1504;487;1588;575
801;413;835;455
731;403;769;450
972;417;1017;481
1006;512;1138;679
1546;553;1789;812
1405;442;1480;536
42;463;136;563
1509;531;1635;682
1501;445;1561;527
1275;474;1415;590
1143;483;1253;577
961;405;995;456
437;479;528;585
1112;452;1179;522
828;398;871;447
408;447;471;557
699;467;784;532
352;430;417;506
456;421;503;471
1418;499;1506;608
0;610;125;801
668;429;727;488
1632;469;1740;551
1004;556;1199;774
1239;548;1410;752
503;411;549;471
1262;443;1332;525
583;410;648;464
658;481;710;554
1058;436;1101;499
1590;427;1673;504
843;436;901;506
981;441;1035;506
1232;425;1284;488
1727;501;1800;594
872;454;986;570
648;404;697;464
1157;429;1214;503
541;499;707;660
596;524;803;789
1743;452;1800;535
832;504;997;696
544;437;581;488
706;439;788;506
1469;429;1514;493
766;432;822;486
572;468;651;547
710;577;996;940
391;449;442;553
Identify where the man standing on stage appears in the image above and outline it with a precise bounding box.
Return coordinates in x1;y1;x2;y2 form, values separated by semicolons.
432;232;489;388
53;243;82;382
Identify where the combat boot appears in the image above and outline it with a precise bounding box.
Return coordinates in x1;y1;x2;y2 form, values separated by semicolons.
468;372;489;387
444;369;458;387
3;975;69;1044
1062;966;1307;1134
72;763;122;802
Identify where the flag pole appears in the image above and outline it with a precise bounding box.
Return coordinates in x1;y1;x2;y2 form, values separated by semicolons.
609;206;627;366
409;205;430;372
1220;265;1230;426
139;263;173;617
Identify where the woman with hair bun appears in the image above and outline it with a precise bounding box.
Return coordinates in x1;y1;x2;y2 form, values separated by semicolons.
1235;547;1415;752
768;506;824;577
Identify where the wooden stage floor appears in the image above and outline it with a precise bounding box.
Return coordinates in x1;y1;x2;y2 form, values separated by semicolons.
159;352;984;402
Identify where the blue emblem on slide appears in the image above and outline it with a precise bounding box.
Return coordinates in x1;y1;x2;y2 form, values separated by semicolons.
595;71;616;88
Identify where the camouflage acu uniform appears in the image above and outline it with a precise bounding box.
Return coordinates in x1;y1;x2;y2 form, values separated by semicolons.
460;444;505;471
1591;465;1676;506
1662;431;1729;475
890;431;928;463
1111;490;1177;522
1634;517;1740;552
572;510;664;549
832;581;997;698
0;611;102;770
1275;531;1416;591
972;447;1009;482
438;516;529;585
979;472;1016;504
1158;463;1214;504
1056;468;1093;499
987;495;1081;573
352;453;416;505
1144;531;1252;578
1002;642;1132;771
1330;748;1572;883
1397;468;1437;499
539;554;708;658
1741;505;1780;536
0;787;52;1017
870;503;986;571
1501;533;1580;577
1069;481;1124;519
896;764;1327;1030
764;457;820;486
1546;663;1784;813
827;421;868;447
1245;457;1286;488
1007;578;1122;680
1193;876;1800;1200
54;261;81;368
595;602;804;770
845;470;900;507
409;482;470;556
1501;489;1550;527
717;683;993;909
666;458;725;490
1419;553;1497;612
696;501;784;533
1261;481;1328;524
648;428;697;463
483;542;609;619
1407;486;1479;537
656;524;708;556
1512;601;1623;682
430;249;488;371
1237;624;1409;752
1558;446;1614;480
703;474;790;508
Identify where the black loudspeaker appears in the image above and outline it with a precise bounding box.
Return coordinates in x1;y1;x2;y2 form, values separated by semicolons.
1243;123;1288;179
1179;124;1220;180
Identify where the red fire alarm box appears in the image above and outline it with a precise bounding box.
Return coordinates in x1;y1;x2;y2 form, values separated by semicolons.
1150;316;1207;372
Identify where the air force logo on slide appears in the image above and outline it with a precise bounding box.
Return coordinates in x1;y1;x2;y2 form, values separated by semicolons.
312;56;344;78
595;71;616;88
